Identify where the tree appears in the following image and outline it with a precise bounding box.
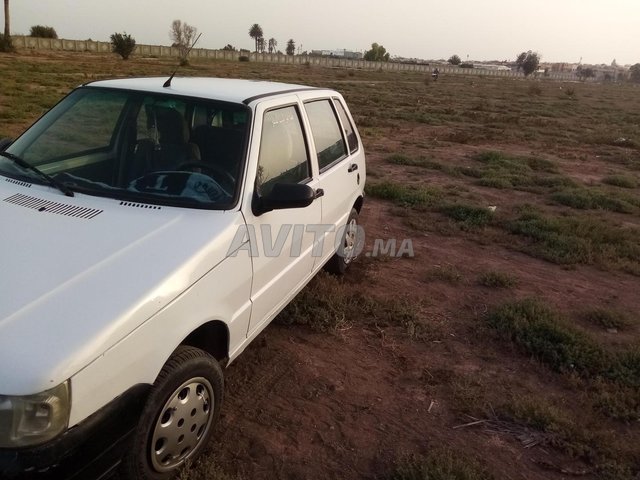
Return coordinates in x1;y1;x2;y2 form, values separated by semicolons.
448;54;461;65
363;43;390;62
110;32;136;60
170;20;197;65
630;64;640;84
222;44;236;51
576;65;595;81
257;37;265;53
0;0;13;52
3;0;8;37
268;37;277;54
249;23;263;53
286;39;295;56
30;25;57;38
515;50;540;76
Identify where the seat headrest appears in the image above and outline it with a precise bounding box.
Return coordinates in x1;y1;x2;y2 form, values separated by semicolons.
156;108;189;144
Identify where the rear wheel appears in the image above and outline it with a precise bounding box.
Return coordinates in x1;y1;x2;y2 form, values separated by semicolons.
325;208;360;275
120;346;223;480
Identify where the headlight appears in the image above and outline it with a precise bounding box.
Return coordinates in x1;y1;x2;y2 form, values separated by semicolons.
0;382;70;448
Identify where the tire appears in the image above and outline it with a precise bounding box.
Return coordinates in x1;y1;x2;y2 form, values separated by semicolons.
325;208;361;275
119;346;224;480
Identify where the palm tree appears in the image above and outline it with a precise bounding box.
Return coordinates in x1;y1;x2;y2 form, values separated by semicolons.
4;0;10;38
268;38;277;54
248;23;263;53
286;39;295;56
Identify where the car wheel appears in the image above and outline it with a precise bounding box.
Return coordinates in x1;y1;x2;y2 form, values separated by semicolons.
325;208;360;275
120;346;223;480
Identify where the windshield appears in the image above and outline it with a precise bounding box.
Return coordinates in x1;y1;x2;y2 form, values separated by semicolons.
2;87;249;209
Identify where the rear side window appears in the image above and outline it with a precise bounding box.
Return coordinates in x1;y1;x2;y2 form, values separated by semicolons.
304;100;347;170
334;99;359;154
257;105;310;197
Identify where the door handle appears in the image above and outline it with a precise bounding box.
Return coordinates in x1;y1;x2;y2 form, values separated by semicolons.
348;163;358;173
314;188;324;199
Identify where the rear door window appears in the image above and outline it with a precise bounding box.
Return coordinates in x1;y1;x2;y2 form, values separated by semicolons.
333;98;359;154
304;100;347;171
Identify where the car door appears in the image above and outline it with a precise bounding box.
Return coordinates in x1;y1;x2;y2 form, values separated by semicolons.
300;94;365;267
242;98;322;335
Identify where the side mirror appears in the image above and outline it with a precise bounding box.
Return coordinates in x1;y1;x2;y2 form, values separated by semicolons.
0;138;13;151
253;183;316;216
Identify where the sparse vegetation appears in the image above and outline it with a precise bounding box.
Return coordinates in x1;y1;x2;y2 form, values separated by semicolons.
487;299;640;390
478;271;516;288
583;309;632;331
424;265;462;284
602;174;637;189
440;203;493;229
503;206;640;269
551;187;636;213
388;450;494;480
366;181;441;208
277;272;428;339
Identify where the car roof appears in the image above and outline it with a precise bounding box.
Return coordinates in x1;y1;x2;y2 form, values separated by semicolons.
85;77;322;105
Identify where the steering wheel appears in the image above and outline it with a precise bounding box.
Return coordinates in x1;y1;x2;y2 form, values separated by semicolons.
177;161;235;193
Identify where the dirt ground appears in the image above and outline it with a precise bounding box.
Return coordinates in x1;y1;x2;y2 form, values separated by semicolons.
193;198;638;480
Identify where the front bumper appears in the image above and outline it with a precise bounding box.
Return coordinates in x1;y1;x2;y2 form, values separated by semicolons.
0;384;149;480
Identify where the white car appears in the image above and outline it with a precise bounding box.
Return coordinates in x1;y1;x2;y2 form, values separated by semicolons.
0;77;365;479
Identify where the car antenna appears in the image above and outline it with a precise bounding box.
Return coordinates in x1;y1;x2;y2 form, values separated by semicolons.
163;33;203;88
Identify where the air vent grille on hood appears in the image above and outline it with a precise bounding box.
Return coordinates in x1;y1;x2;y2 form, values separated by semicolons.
3;193;103;219
120;201;162;210
5;178;31;188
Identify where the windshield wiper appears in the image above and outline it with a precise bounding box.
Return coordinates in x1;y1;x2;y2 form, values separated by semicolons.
0;150;74;197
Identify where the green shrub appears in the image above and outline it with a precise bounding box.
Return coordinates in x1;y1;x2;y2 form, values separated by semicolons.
440;203;493;229
583;309;631;330
478;271;516;288
504;206;640;267
0;34;14;53
389;450;494;480
602;174;637;189
551;188;635;214
110;32;136;60
487;299;640;389
386;153;442;169
366;181;441;208
29;25;58;38
486;299;610;377
238;55;250;62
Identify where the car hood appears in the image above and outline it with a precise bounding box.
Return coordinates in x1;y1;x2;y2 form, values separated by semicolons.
0;185;245;395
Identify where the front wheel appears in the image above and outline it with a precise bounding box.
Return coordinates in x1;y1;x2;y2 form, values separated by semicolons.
120;346;223;480
325;208;361;275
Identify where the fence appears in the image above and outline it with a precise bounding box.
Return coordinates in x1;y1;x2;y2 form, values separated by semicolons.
11;36;578;81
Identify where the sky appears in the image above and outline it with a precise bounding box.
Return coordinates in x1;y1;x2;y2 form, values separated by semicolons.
4;0;640;65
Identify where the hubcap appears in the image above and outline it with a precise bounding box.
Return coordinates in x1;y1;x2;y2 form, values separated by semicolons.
150;378;214;472
343;218;358;264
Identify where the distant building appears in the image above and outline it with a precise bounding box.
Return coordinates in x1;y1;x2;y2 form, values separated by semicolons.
310;49;363;59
